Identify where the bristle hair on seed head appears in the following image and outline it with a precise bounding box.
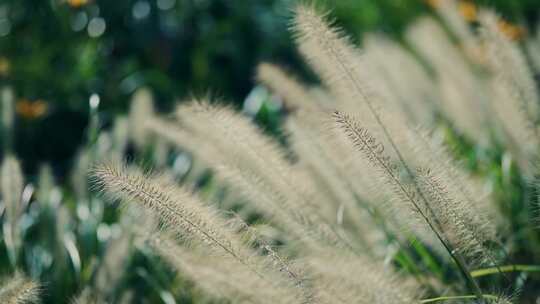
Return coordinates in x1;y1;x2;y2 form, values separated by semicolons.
92;162;234;250
0;272;41;304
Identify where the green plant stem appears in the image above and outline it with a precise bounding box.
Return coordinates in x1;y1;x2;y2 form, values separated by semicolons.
420;294;499;303
471;264;540;277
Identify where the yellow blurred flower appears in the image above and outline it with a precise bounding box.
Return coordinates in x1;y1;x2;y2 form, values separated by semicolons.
0;57;10;77
16;99;48;120
67;0;89;8
458;1;477;22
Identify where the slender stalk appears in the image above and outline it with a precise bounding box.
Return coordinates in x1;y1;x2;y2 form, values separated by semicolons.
471;264;540;277
420;294;499;303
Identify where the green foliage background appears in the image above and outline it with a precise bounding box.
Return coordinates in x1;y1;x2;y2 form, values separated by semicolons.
0;0;539;173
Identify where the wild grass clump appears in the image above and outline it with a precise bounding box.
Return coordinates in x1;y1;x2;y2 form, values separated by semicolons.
91;2;540;303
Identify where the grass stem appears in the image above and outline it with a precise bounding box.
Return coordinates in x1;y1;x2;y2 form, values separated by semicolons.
420;294;499;303
471;264;540;277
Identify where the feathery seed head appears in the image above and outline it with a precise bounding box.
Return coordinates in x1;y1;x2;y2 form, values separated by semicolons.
1;86;14;133
128;87;155;148
1;155;25;262
1;155;24;223
36;164;55;206
111;116;129;162
306;252;421;304
0;272;41;304
153;237;307;304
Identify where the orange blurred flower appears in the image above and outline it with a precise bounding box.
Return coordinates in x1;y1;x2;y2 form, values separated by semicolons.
0;57;10;77
497;19;526;41
67;0;90;8
426;0;477;21
458;1;477;22
16;99;48;120
425;0;441;8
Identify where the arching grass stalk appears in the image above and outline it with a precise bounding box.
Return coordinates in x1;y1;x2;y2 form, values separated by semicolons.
471;264;540;278
420;294;500;303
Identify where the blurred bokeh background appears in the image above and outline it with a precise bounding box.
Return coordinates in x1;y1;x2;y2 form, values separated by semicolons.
0;0;539;176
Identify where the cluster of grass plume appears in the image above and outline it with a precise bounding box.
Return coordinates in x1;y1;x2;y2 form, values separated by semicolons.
90;2;540;303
